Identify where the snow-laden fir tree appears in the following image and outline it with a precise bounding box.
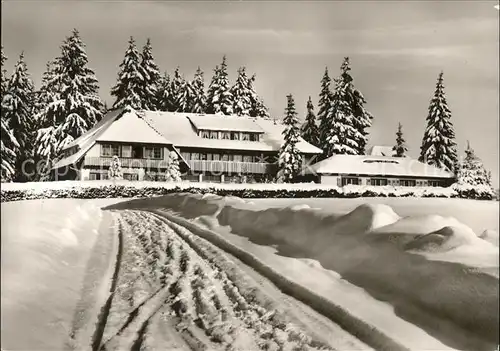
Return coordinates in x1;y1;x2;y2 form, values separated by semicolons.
0;47;18;181
48;29;104;150
317;67;333;154
277;94;303;183
300;96;319;147
34;61;60;180
111;36;144;110
393;122;408;157
2;52;36;181
418;72;458;173
247;73;270;118
206;55;233;115
230;67;252;116
169;67;186;112
165;151;181;181
139;38;161;110
156;72;171;111
1;47;8;96
325;58;373;157
1;118;19;182
191;67;206;113
108;155;123;180
456;141;491;187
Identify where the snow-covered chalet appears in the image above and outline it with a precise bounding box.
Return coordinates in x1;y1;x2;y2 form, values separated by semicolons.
305;145;455;187
51;107;322;182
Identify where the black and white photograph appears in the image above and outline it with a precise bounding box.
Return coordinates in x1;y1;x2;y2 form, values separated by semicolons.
1;1;499;350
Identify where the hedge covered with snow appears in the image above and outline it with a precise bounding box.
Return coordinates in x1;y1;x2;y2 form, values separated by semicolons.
0;180;495;202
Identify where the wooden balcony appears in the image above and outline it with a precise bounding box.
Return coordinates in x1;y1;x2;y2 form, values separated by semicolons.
83;156;170;169
186;159;276;174
83;157;276;175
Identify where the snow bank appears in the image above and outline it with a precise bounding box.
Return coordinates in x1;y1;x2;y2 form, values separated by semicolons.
1;199;122;350
105;194;499;350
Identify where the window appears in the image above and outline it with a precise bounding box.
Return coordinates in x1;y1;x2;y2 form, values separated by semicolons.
243;155;253;162
89;172;101;180
144;147;163;159
428;180;442;187
370;178;388;186
250;133;260;142
201;130;210;139
200;153;208;161
231;132;240;140
181;152;190;160
121;145;132;158
400;179;416;187
241;133;250;141
212;154;220;161
363;159;399;164
221;154;229;161
132;145;143;158
233;155;242;162
101;144;118;157
209;131;218;139
221;132;231;140
123;173;139;181
341;177;360;186
191;153;200;160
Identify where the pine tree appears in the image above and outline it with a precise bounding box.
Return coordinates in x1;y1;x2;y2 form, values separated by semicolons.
419;72;458;173
317;67;333;153
0;47;18;181
300;96;319;147
247;73;270;118
156;72;171;111
277;94;303;183
165;151;181;181
230;67;252;116
34;61;60;180
191;67;206;113
1;47;8;97
111;36;144;110
169;67;186;112
49;29;104;150
393;122;408;157
206;55;233;115
457;141;491;186
108;155;123;180
2;52;36;181
1;118;19;182
324;58;373;157
139;38;161;110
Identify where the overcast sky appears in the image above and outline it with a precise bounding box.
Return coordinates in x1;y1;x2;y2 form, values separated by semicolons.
2;1;499;185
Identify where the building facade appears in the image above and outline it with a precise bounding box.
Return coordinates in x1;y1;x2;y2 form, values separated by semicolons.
51;107;322;182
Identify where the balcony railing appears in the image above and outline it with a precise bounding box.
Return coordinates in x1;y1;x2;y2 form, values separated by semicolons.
83;157;277;174
84;156;169;169
186;160;276;174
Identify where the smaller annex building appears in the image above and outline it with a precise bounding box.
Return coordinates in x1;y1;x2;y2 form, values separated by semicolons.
305;146;455;187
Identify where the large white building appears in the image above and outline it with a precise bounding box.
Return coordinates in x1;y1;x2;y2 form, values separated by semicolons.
305;146;455;187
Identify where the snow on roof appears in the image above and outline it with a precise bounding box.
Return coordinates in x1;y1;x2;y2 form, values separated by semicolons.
307;154;454;178
142;111;323;154
96;110;172;145
367;145;396;157
187;113;265;133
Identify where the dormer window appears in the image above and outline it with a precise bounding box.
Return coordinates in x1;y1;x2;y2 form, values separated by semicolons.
221;131;231;140
201;130;210;139
231;132;240;140
241;133;250;141
209;131;218;139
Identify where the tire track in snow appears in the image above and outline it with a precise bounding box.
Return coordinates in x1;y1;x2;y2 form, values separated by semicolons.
94;209;372;351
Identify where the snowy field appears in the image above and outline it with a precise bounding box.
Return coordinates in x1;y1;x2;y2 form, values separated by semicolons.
2;195;499;351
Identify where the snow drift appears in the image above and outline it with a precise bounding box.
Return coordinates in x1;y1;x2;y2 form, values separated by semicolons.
107;193;499;351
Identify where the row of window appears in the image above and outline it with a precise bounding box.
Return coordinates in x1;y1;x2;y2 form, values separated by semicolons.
341;177;442;187
89;172;139;181
101;144;163;160
199;130;261;142
181;152;271;163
